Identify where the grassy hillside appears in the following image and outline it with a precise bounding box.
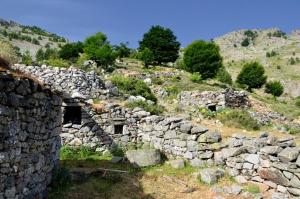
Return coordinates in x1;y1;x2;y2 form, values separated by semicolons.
0;17;67;58
214;28;300;97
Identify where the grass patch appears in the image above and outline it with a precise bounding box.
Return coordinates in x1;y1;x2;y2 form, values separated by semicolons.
142;163;197;178
110;74;157;102
244;184;260;194
217;108;260;130
60;146;111;161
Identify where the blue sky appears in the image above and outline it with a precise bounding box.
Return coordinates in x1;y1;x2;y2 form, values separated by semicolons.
2;0;300;47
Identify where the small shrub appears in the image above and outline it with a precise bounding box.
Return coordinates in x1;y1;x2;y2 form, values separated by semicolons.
165;85;180;96
217;68;232;85
217;109;260;130
190;72;202;83
111;75;157;102
295;97;300;107
138;48;154;67
289;127;300;135
0;39;19;64
152;77;164;85
266;51;277;57
265;81;284;97
236;62;267;91
244;30;258;40
43;58;70;68
126;100;164;115
199;107;217;119
21;50;33;66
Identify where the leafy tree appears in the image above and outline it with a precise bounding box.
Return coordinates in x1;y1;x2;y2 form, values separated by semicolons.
138;48;154;68
183;40;223;79
265;81;284;97
83;32;116;67
139;25;180;64
59;42;83;61
114;42;131;58
241;38;250;47
236;62;267;91
22;50;33;66
36;48;45;62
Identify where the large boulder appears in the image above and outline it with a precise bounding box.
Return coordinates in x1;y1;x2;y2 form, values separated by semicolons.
258;168;289;186
278;147;299;163
198;131;222;143
198;168;225;184
126;149;162;167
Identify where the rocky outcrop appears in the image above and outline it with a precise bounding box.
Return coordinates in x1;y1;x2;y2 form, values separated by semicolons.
0;71;62;199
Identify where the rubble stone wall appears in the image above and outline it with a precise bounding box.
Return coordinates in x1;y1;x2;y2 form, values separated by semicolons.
178;89;249;111
0;72;62;199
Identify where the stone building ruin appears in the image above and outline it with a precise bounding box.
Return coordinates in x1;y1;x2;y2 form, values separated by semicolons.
0;61;62;198
3;63;300;198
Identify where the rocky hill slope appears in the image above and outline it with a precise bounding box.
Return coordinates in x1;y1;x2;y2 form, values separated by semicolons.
214;28;300;97
0;17;66;58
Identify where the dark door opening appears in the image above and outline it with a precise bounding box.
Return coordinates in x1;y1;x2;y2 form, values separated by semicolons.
114;124;124;134
63;106;82;124
207;105;217;112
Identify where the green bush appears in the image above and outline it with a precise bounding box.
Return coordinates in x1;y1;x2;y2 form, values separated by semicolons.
59;42;83;61
43;58;70;68
217;68;232;85
114;42;132;58
190;72;202;83
111;75;157;102
152;77;164;85
138;48;154;67
265;81;284;97
139;25;180;64
83;32;116;67
236;62;267;91
217;109;260;130
244;30;258;40
295;97;300;107
21;50;33;66
0;39;19;64
241;38;250;47
183;40;223;79
126;100;164;115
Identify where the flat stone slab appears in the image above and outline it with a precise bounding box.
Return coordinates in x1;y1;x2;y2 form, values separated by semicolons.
126;149;161;167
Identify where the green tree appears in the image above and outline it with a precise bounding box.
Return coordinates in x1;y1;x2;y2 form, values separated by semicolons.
44;48;59;60
36;48;45;62
22;50;33;66
138;48;154;68
114;42;131;58
59;42;83;61
83;32;116;67
265;81;284;97
241;38;250;47
139;25;180;64
236;62;267;91
183;40;223;79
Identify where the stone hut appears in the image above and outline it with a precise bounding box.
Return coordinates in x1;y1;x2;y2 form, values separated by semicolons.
0;60;62;199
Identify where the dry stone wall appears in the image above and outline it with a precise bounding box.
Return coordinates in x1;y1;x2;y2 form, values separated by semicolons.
11;64;114;100
178;88;249;111
0;72;62;199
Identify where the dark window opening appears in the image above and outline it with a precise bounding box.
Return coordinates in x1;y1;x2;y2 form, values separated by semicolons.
114;124;124;134
207;105;217;112
63;106;82;124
